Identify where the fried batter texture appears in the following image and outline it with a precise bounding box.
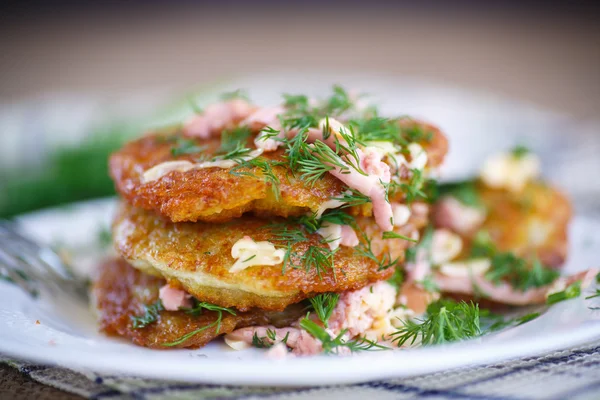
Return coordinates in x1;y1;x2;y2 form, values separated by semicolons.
113;203;428;311
109;121;447;223
93;258;306;349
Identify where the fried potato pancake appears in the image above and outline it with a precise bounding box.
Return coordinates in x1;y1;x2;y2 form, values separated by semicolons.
434;180;572;268
113;203;428;311
93;258;306;349
476;180;572;267
109;121;447;223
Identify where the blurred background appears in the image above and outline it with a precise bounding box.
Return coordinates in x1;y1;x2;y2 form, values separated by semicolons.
0;0;599;217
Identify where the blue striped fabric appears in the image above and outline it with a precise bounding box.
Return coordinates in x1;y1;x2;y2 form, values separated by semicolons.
3;338;600;399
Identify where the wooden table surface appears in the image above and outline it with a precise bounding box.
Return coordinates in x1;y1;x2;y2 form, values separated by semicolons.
0;4;598;399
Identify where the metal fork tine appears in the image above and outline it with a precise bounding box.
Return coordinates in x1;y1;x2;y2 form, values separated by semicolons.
0;221;88;302
0;248;39;297
2;242;88;301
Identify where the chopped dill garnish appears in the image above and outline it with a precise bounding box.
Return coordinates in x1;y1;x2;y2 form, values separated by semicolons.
308;293;340;327
398;168;428;204
546;282;582;305
170;137;206;156
470;231;559;291
332;189;371;207
355;228;399;271
300;315;389;354
471;231;560;291
97;225;112;248
437;180;484;209
405;225;434;264
391;300;482;347
162;301;236;347
187;97;203;114
586;289;600;300
387;268;405;289
487;311;541;332
417;275;439;293
131;300;164;329
219;126;253;154
221;89;250;101
511;145;530;159
382;231;418;242
230;157;282;200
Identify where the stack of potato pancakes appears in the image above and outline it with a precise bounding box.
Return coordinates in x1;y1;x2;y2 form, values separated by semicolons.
94;86;452;355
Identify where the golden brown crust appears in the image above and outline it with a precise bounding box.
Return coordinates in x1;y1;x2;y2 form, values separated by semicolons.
109;122;447;223
433;180;572;268
93;258;306;349
476;180;572;268
112;203;428;311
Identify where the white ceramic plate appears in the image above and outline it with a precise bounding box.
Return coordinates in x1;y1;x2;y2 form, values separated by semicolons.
0;198;599;386
1;74;599;386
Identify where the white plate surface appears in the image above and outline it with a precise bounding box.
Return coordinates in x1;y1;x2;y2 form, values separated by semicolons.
1;74;599;386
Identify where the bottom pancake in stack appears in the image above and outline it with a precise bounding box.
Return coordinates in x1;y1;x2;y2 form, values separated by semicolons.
93;202;429;355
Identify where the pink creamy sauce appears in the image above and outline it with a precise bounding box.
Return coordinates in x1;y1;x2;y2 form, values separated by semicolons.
435;268;599;305
229;105;396;231
339;224;360;247
158;284;193;311
183;99;255;139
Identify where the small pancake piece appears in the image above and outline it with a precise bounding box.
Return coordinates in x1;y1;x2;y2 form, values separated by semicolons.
434;180;572;268
93;258;306;349
109;121;447;223
113;203;428;311
476;181;571;268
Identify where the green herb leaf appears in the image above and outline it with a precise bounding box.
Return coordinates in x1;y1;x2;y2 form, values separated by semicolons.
546;281;582;305
511;145;530;159
437;180;484;209
162;301;236;347
170;137;207;156
300;315;389;354
391;300;482;347
131;300;164;329
308;293;340;327
382;231;418;242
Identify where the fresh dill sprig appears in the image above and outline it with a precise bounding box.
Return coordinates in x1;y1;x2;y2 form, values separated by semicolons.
437;180;484;209
405;225;434;264
387;268;405;289
586;289;600;300
332;189;372;207
301;245;338;278
391;300;482;347
187;97;203;114
399;168;428;204
355;228;400;271
170;137;207;156
251;328;286;349
472;232;560;292
546;282;582;305
300;315;389;354
219;126;253;154
308;293;340;327
131;300;164;329
486;311;541;332
511;145;530;159
221;89;250;101
97;225;112;248
230;157;282;200
162;301;236;347
220;141;254;162
382;231;418;242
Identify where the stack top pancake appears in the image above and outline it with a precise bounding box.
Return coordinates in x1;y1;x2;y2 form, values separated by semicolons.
109;87;448;227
